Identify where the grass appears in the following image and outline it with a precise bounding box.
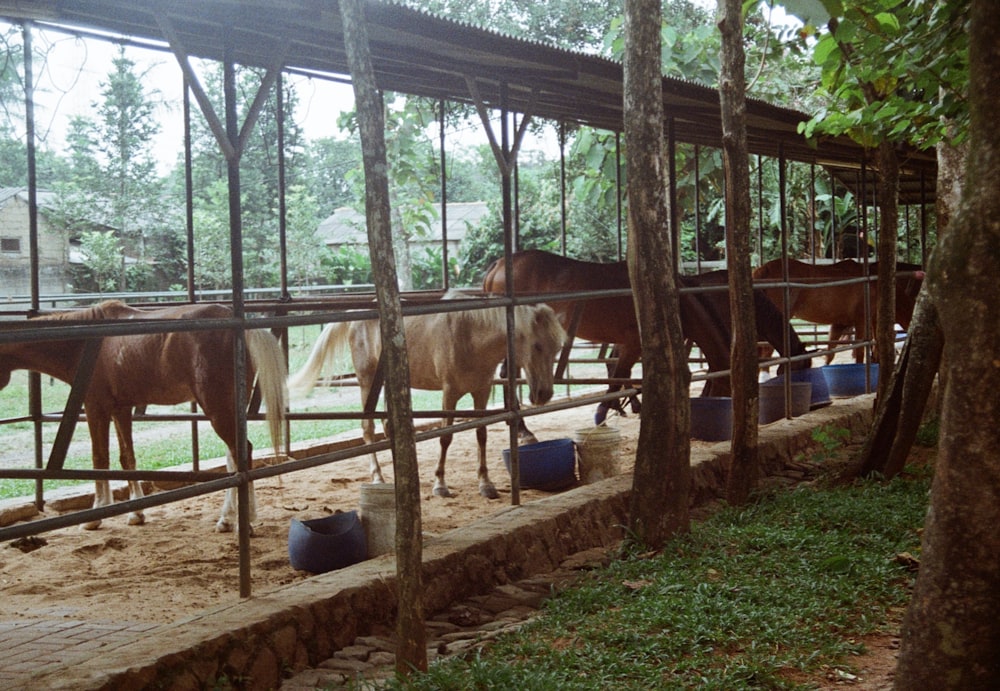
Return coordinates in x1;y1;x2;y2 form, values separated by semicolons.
368;455;931;691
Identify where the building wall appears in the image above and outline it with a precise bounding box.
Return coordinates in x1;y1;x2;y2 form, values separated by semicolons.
0;193;73;297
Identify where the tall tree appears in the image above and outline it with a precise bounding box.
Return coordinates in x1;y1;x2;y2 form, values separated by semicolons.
895;1;1000;685
623;0;691;548
717;0;759;505
55;46;171;291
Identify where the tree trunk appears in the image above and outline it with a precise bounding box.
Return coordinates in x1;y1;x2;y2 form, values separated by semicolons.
895;2;1000;686
623;0;690;548
718;0;759;505
851;110;967;479
339;0;426;675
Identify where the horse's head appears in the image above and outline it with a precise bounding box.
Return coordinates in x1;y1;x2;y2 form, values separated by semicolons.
514;304;566;405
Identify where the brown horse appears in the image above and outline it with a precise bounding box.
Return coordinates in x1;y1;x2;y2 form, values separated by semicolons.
482;250;812;424
288;292;566;499
0;300;287;533
752;259;924;363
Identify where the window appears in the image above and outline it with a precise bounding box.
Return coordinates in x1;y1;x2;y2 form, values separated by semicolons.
0;237;20;253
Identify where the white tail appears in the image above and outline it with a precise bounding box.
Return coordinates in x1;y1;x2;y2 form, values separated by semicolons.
246;330;288;457
288;322;352;396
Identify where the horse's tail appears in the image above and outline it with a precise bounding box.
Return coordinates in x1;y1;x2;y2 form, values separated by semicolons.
288;322;352;396
246;329;288;457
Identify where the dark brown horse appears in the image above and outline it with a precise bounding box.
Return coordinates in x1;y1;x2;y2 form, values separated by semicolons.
752;259;924;363
482;250;812;424
0;300;287;533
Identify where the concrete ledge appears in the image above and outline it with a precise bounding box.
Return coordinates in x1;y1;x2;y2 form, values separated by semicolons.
25;396;874;691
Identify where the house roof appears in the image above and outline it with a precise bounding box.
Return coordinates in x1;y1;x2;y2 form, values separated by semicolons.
0;1;936;205
0;187;58;209
317;201;491;246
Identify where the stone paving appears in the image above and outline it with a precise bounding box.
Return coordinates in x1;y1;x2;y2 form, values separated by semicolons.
0;609;160;689
279;546;613;689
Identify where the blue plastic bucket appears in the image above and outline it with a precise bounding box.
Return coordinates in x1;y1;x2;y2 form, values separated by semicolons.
288;510;368;574
822;363;879;396
502;438;577;491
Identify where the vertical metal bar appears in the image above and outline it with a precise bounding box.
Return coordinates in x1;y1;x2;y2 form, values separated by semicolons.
439;99;449;290
559;122;567;255
615;131;623;259
694;144;702;273
277;72;289;298
22;22;45;510
182;75;201;469
667;118;679;269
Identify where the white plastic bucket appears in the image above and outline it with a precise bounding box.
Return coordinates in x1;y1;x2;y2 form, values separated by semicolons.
359;483;396;557
573;425;622;483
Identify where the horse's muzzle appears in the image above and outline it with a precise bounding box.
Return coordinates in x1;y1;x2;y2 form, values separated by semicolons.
529;385;554;406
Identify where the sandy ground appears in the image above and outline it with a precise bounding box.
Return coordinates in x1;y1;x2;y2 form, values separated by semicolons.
0;404;643;625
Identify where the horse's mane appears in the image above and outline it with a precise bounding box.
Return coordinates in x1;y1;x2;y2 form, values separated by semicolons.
33;300;129;323
440;290;563;343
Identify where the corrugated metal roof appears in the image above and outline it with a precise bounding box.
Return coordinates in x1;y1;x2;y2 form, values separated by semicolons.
0;0;935;204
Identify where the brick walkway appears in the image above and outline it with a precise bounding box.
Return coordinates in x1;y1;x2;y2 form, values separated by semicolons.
0;608;159;688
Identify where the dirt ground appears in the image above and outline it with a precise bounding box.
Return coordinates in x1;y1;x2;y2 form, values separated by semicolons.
0;405;642;624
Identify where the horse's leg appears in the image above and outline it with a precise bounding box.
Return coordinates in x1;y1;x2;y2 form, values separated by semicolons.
596;344;639;425
500;358;537;445
201;393;256;534
83;411;113;530
471;390;498;499
363;416;385;483
111;408;145;526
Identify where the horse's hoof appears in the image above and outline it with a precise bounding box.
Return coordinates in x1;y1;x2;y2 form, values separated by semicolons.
127;512;145;526
215;519;234;534
479;484;499;500
594;408;609;425
433;486;453;498
81;520;102;531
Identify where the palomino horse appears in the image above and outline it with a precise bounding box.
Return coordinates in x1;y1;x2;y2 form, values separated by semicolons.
482;250;812;424
0;301;287;533
752;259;924;363
288;292;566;499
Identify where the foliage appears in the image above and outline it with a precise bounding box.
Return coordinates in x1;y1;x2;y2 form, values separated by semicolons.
381;471;930;689
792;0;969;150
414;0;622;53
321;245;373;286
76;230;123;292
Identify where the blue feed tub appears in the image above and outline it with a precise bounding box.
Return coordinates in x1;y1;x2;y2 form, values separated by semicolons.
765;368;832;410
502;438;577;491
690;397;732;442
822;363;879;397
288;510;368;574
759;380;812;424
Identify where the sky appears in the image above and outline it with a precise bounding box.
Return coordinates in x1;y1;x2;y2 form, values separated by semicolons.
21;22;360;174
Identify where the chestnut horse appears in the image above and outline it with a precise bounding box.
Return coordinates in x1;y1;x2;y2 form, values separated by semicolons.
752;259;924;363
288;292;566;499
0;300;287;533
482;250;812;424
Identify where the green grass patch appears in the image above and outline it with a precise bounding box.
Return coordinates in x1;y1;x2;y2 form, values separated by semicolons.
375;473;928;690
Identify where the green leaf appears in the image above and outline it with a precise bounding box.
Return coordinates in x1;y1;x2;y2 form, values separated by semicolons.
813;34;839;66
